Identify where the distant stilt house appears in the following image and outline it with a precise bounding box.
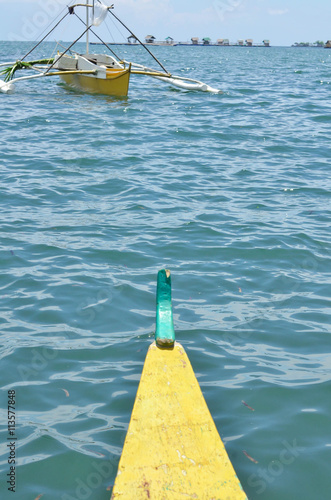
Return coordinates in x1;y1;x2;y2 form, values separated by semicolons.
165;36;174;44
263;39;270;47
191;37;199;45
202;37;211;45
217;39;229;46
145;35;156;44
127;35;137;44
238;39;244;46
325;40;331;48
246;39;253;46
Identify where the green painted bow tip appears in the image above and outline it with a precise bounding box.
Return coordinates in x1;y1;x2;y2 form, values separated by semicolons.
155;269;175;347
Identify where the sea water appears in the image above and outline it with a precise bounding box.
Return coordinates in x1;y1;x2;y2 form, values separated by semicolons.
0;42;330;500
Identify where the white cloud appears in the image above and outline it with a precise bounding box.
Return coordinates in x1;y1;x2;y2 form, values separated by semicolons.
113;1;219;40
268;9;289;16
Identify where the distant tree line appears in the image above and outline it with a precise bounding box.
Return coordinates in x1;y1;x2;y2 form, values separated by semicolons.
292;41;324;47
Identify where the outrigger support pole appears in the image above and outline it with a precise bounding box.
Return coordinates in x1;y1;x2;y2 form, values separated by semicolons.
20;11;70;62
108;9;171;75
45;25;92;73
73;12;121;60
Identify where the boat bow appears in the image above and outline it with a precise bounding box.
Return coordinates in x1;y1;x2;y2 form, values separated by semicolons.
111;270;247;499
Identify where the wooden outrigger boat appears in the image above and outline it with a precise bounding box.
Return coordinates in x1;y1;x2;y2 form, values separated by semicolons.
0;1;221;96
111;270;247;499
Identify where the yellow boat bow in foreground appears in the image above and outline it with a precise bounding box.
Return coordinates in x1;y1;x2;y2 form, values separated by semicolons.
111;270;247;499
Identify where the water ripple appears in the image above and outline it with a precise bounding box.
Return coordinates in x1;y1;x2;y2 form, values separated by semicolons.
0;43;330;500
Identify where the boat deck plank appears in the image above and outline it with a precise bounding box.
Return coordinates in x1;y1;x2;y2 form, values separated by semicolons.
111;341;247;499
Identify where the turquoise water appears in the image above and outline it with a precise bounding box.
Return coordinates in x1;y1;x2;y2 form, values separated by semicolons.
0;42;330;500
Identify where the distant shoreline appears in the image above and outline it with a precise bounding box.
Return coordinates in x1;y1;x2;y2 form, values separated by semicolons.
0;41;328;48
90;42;272;47
90;42;329;48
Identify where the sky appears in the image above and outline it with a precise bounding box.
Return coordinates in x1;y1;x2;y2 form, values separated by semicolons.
0;0;330;46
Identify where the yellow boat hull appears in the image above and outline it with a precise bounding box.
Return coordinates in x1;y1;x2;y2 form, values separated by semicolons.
59;67;130;96
111;341;247;499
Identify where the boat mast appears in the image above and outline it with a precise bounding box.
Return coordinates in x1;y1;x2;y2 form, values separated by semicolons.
85;2;90;54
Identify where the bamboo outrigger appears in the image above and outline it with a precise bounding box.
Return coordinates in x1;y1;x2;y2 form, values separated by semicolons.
111;270;247;499
0;1;221;96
